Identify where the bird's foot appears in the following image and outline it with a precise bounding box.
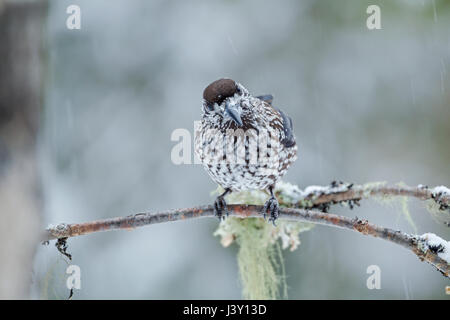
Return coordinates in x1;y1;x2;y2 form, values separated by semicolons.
262;196;280;226
214;195;228;221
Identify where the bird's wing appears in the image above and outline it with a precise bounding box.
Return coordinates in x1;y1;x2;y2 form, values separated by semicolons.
256;94;273;105
275;107;296;148
257;95;295;148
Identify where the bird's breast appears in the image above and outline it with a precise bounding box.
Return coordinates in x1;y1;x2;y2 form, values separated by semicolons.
194;120;297;190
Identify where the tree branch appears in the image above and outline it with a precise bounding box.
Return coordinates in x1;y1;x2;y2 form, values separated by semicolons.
44;204;449;278
291;182;450;224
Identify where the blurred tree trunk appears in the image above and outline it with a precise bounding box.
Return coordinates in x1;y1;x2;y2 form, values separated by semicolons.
0;0;48;299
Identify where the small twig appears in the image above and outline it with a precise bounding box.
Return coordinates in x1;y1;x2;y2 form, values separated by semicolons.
44;204;449;278
315;184;447;206
293;183;450;220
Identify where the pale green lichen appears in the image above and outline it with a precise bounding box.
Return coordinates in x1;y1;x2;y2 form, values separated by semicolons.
396;182;417;233
274;181;303;204
364;182;417;232
371;193;396;206
361;183;396;208
39;258;72;299
399;196;417;233
213;181;314;299
360;181;387;198
373;195;416;232
211;186;268;205
295;199;314;208
215;217;286;300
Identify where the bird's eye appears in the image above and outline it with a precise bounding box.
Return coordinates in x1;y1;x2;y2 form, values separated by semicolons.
215;94;225;105
236;86;241;94
206;103;214;112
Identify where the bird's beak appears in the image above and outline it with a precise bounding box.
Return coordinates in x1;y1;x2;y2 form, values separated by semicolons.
225;101;243;126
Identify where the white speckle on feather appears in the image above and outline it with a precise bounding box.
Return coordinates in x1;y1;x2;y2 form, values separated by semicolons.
418;233;450;263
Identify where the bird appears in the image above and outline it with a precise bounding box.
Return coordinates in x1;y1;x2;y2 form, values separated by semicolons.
194;78;297;224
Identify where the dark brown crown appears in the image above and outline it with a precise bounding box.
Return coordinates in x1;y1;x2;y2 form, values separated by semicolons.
203;79;237;105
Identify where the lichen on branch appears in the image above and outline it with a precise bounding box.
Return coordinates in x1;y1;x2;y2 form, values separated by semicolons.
213;183;314;299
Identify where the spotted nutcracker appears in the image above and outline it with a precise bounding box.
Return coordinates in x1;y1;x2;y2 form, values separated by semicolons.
194;78;297;224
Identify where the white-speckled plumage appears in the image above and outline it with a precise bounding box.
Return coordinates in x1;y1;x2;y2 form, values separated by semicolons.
195;80;297;192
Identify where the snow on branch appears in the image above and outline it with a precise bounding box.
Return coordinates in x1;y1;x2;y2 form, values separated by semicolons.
418;233;450;264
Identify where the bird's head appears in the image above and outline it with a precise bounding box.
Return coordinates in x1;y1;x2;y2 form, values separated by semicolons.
202;78;251;127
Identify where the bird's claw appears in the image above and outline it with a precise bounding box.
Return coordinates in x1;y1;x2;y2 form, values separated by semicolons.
262;196;279;226
214;196;228;221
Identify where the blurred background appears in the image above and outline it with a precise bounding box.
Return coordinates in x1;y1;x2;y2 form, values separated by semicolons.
0;0;449;299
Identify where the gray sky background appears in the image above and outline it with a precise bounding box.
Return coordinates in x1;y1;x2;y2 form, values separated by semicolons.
32;0;450;299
